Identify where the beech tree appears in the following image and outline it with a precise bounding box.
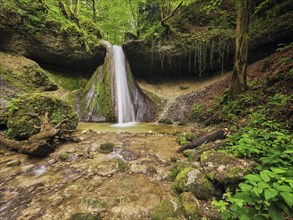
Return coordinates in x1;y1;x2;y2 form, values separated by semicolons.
230;0;251;98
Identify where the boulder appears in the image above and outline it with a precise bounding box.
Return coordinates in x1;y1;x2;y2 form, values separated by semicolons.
151;199;180;220
173;167;215;200
200;150;253;184
178;192;201;219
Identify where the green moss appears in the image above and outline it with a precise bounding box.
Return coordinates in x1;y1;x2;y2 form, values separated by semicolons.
99;142;114;154
158;118;173;125
45;69;88;91
168;162;190;180
173;167;193;192
117;160;128;172
151;199;177;220
6;94;78;140
179;192;201;219
80;55;115;121
59;153;69;161
69;213;102;220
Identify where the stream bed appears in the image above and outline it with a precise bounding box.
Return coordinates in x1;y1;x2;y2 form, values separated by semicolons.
0;123;192;219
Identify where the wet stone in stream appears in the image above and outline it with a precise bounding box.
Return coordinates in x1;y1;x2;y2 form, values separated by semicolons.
0;131;183;219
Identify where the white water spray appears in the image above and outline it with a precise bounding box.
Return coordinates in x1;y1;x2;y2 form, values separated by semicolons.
113;45;136;125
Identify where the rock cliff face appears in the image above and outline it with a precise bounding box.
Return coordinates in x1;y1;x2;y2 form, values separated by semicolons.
123;5;293;80
0;28;106;73
0;1;106;73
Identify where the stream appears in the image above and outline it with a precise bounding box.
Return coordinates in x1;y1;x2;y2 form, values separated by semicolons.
0;123;192;220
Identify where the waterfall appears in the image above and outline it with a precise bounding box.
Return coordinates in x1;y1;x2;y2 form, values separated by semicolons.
113;45;136;124
78;41;157;123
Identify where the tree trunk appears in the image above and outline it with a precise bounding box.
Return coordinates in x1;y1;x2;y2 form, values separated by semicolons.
58;0;69;19
230;0;251;98
0;113;69;156
92;0;96;22
178;130;226;152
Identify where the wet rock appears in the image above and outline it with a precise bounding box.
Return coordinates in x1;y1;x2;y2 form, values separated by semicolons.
89;176;104;187
96;161;117;177
179;192;201;219
151;199;180;220
69;213;102;220
200;150;253;184
121;149;140;161
99;142;115;154
6;160;21;167
59;153;70;161
173;167;215;200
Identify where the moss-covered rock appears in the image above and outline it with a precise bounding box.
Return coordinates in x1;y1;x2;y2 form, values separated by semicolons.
79;41;115;122
0;0;105;72
69;213;102;220
99;142;114;154
200;150;253;184
173;167;215;200
6;94;78;140
151;199;180;220
179;192;201;219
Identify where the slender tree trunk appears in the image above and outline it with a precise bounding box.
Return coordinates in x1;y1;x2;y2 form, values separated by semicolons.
58;0;69;18
230;0;251;98
74;0;80;16
92;0;96;22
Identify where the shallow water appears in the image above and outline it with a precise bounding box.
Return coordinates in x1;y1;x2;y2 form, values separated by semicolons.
77;122;187;134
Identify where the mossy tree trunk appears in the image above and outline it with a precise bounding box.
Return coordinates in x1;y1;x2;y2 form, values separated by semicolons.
230;0;251;98
0;113;71;156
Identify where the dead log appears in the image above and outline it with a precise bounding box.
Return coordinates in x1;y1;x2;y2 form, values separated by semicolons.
0;112;69;156
178;129;226;152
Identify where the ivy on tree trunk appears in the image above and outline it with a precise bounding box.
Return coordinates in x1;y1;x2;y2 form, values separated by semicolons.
230;0;251;98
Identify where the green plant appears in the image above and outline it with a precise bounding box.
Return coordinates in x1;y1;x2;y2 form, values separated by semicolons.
214;112;293;219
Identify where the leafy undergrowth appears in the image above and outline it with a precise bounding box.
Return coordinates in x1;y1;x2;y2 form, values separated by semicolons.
192;44;293;219
191;44;293;131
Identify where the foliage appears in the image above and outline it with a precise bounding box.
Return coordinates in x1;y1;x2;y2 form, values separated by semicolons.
213;112;293;219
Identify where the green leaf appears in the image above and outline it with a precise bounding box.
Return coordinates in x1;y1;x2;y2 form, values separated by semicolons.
280;192;293;207
244;174;262;182
265;188;278;200
260;171;270;182
239;183;253;191
253;187;263;197
258;181;269;189
271;168;286;174
268;204;285;220
277;185;293;192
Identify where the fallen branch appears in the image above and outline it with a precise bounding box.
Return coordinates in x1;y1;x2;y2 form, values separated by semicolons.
178;129;226;152
0;112;64;156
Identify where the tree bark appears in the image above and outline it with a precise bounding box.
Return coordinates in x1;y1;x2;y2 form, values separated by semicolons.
0;113;69;156
58;0;69;19
92;0;96;22
178;130;226;152
230;0;251;98
161;1;183;31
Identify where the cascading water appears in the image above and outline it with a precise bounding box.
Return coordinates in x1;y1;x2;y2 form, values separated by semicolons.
113;45;136;125
79;41;157;123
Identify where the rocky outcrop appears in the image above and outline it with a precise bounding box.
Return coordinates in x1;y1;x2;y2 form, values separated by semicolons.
0;52;58;112
123;8;293;80
0;2;106;73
